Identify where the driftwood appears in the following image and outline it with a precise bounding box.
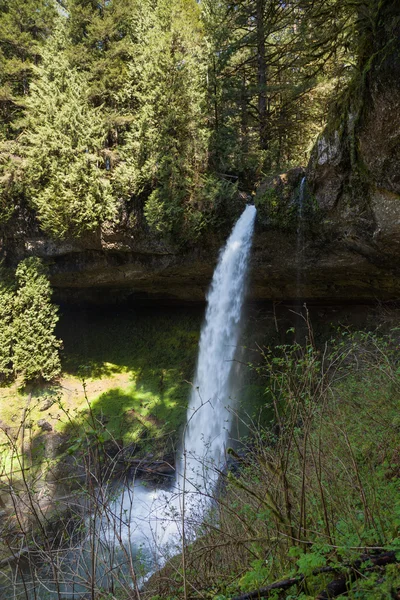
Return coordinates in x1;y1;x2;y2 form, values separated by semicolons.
230;576;304;600
122;458;175;478
316;551;397;599
230;551;398;600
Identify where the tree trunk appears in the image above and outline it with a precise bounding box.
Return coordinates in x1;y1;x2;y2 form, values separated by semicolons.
241;69;249;156
256;0;268;151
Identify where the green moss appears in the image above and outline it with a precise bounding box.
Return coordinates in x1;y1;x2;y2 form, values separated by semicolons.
255;181;320;231
255;187;297;230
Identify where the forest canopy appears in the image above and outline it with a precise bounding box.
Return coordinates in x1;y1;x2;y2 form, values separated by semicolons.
0;0;394;240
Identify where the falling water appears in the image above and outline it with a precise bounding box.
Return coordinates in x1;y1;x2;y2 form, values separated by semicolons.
178;204;257;496
298;176;306;221
110;204;257;569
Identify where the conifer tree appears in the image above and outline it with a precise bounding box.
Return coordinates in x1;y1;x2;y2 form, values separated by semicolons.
0;0;56;138
67;0;138;108
12;257;61;383
202;0;357;177
0;0;391;243
65;0;140;178
113;0;209;236
19;23;116;239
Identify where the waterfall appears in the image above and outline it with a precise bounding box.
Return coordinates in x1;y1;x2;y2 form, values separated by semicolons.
18;205;258;598
178;204;257;496
109;204;257;571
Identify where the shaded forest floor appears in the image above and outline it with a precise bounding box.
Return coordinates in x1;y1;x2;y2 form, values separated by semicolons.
0;307;205;464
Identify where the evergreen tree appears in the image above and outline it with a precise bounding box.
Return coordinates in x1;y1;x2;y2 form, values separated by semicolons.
202;0;297;178
67;0;138;108
113;0;209;237
0;0;391;243
12;257;61;383
0;0;56;138
202;0;257;180
0;0;56;225
19;24;116;239
65;0;140;180
202;0;358;178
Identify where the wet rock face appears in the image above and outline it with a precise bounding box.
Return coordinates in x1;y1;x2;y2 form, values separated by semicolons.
44;225;400;306
300;6;400;302
49;248;217;304
32;145;400;305
371;189;400;252
307;131;346;212
359;89;400;195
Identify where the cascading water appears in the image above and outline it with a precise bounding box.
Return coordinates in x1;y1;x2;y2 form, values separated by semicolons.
298;176;306;221
109;204;257;570
178;203;257;495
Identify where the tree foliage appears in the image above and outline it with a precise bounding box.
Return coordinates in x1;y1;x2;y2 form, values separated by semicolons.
0;0;397;239
113;0;209;237
0;258;61;383
20;26;116;238
0;0;56;138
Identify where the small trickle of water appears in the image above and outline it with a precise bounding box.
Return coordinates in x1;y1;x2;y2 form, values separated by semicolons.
296;176;306;299
298;176;306;221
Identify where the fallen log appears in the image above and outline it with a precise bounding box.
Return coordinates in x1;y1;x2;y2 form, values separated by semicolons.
124;459;175;478
230;551;398;600
230;576;304;600
316;551;397;599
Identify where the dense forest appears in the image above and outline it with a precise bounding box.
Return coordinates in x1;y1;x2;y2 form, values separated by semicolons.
0;0;389;241
0;1;400;599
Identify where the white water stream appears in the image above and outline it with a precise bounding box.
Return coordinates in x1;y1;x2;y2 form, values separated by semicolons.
107;204;257;572
178;203;257;493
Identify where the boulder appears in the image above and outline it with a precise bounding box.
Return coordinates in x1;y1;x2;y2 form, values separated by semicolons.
37;419;53;432
40;397;56;412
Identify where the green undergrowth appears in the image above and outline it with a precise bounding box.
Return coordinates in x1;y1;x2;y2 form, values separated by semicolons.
147;327;400;600
0;307;203;470
56;306;203;454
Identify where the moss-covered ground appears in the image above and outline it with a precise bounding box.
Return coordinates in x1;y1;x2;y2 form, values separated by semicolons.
0;306;204;460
